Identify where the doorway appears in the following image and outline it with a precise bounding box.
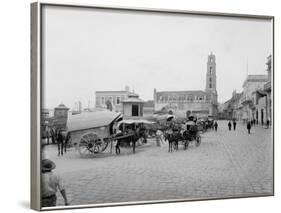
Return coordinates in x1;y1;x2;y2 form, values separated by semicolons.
132;104;139;116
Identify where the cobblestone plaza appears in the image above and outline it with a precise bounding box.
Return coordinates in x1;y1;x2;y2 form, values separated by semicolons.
44;121;273;206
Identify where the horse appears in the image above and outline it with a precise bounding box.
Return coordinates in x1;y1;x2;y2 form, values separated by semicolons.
114;129;144;154
164;130;179;152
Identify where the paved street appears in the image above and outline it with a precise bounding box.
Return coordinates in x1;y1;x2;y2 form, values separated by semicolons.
44;121;273;206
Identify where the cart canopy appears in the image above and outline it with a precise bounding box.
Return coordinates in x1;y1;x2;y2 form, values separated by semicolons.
117;119;155;125
67;111;122;132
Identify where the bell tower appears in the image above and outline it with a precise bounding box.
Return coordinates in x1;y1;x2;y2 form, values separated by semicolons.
205;52;217;94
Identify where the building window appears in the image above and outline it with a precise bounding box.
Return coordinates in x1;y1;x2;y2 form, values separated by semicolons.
209;83;212;88
101;96;105;105
116;96;121;105
209;77;212;82
109;96;113;104
210;67;212;74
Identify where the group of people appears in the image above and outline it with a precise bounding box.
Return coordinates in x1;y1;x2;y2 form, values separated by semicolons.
227;120;237;131
228;119;256;134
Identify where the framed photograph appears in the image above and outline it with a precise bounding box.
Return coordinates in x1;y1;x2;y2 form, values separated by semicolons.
31;1;274;211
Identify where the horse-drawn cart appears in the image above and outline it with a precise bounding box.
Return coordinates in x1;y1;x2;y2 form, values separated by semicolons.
65;111;124;157
184;121;202;147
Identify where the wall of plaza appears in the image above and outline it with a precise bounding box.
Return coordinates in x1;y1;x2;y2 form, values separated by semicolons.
154;100;215;118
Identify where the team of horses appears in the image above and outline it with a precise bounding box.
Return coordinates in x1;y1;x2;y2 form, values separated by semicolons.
45;119;213;156
163;126;201;152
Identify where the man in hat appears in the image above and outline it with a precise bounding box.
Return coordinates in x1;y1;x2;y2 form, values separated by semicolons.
41;159;69;207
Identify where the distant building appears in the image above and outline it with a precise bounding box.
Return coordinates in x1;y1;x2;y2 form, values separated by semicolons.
264;55;272;124
72;101;82;114
153;53;218;118
240;74;268;122
222;90;243;120
143;100;155;116
95;86;139;112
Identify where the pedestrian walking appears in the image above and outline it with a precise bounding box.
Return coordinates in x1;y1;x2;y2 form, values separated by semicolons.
156;129;164;146
228;121;232;131
247;121;251;134
114;130;122;155
41;159;69;207
233;120;237;131
57;130;65;156
115;140;121;154
214;121;218;131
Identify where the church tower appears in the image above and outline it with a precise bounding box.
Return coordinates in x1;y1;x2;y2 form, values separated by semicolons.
206;52;218;116
205;52;217;94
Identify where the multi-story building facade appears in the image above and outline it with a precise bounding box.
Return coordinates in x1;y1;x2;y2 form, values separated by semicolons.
153;53;218;118
264;55;272;124
240;75;268;122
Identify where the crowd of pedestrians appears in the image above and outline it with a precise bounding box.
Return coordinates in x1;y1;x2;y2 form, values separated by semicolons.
226;117;271;135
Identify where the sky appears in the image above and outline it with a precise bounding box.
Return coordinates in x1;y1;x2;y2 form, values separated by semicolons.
42;5;273;109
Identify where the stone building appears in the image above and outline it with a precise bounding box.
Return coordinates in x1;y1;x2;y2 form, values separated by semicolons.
252;55;272;125
95;86;138;112
153;53;218;118
223;90;243;121
240;75;268;122
264;55;272;124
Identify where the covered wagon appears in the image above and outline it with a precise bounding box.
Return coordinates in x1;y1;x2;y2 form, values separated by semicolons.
66;111;122;157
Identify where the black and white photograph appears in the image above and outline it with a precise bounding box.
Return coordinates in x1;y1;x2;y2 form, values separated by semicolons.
34;2;273;210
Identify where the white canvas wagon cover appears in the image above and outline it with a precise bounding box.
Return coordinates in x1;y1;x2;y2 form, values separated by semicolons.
67;111;122;132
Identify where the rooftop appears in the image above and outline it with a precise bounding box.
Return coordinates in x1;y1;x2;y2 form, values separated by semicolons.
243;75;267;87
95;90;128;94
156;90;208;95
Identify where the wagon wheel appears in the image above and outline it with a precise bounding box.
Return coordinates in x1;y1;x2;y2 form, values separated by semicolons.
78;132;104;157
196;135;201;147
101;138;110;152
